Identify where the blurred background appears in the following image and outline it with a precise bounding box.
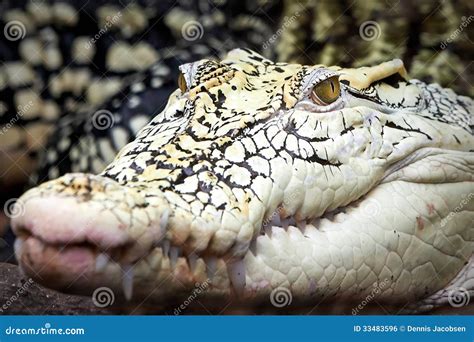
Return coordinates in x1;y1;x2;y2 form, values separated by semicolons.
0;0;472;313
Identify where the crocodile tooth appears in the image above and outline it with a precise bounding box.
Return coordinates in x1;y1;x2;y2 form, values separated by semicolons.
122;264;134;301
281;218;290;229
264;225;272;237
13;238;23;256
205;256;217;280
310;218;320;229
249;240;257;256
296;220;306;234
227;260;246;295
188;252;198;273
95;253;109;272
169;247;180;268
270;214;281;227
162;240;170;258
288;217;296;226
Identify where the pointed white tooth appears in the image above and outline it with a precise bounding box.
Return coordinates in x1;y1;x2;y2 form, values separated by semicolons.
162;240;170;257
14;238;23;257
205;256;217;280
262;219;272;235
169;247;180;268
288;217;297;226
296;220;306;233
281;218;290;229
264;225;272;237
249;240;257;255
310;218;320;229
227;260;246;296
122;265;134;301
188;253;198;273
95;253;109;272
271;214;281;227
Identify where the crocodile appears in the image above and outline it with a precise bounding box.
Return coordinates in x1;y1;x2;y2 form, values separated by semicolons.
11;49;474;311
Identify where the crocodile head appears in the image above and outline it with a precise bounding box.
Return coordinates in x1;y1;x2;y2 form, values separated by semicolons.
12;49;474;311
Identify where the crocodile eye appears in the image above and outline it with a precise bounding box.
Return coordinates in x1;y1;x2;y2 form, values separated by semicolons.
178;72;188;93
311;76;340;105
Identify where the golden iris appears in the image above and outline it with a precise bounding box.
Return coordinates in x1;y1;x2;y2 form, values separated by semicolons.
311;76;341;105
178;72;187;93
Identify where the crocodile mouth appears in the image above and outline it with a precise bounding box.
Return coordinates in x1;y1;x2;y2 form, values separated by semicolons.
14;221;237;303
11;189;231;302
14;230;151;300
11;166;404;302
13;203;351;302
11;147;474;306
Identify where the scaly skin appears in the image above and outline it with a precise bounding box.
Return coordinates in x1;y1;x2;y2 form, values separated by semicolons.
12;49;474;310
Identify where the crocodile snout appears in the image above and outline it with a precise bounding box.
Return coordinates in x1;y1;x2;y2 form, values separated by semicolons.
12;173;174;299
